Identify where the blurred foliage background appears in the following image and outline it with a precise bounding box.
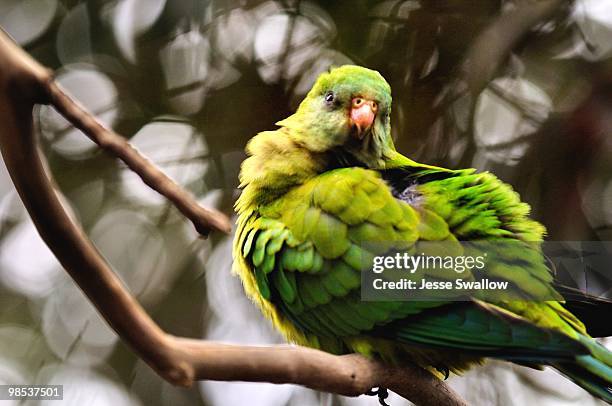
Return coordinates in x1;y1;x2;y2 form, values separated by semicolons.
0;0;611;405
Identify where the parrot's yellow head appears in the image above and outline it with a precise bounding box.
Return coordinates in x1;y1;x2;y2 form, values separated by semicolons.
276;65;399;169
238;65;412;206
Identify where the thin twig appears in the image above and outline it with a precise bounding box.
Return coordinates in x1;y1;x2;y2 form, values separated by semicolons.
45;82;230;236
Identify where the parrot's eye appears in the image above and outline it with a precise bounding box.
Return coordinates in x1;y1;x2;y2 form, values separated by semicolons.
324;91;335;104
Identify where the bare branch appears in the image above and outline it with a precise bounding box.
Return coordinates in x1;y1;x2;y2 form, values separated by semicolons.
45;82;231;236
0;29;467;406
171;339;467;406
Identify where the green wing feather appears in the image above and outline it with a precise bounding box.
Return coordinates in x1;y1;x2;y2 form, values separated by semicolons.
235;165;612;402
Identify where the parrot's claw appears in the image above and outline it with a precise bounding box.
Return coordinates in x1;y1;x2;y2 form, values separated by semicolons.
436;365;450;380
365;387;390;406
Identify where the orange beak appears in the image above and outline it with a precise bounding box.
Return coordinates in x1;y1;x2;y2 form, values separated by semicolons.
350;97;377;139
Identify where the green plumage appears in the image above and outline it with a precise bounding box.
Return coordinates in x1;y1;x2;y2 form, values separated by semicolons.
233;65;612;403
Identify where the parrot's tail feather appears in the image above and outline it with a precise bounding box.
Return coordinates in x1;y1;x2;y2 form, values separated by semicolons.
555;361;612;403
553;336;612;404
554;283;612;337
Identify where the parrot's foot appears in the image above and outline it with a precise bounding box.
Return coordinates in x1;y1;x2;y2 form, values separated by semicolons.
435;365;450;380
365;387;390;406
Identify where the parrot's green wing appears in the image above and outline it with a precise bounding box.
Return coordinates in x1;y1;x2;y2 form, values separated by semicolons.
237;167;447;353
240;168;572;351
235;165;612;401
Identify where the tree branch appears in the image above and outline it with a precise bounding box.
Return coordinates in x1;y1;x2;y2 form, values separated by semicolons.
449;0;567;167
0;28;467;406
459;0;567;97
48;76;231;235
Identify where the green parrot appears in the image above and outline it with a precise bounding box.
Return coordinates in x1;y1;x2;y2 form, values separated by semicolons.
232;65;612;404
